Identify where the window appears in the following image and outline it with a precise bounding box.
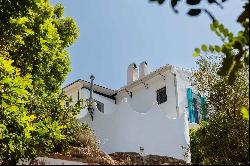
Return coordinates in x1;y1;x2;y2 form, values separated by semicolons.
94;100;104;113
157;87;167;104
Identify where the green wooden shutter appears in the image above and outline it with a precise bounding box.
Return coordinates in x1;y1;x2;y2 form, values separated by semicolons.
187;88;194;122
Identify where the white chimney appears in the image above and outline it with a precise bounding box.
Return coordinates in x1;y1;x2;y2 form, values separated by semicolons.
127;63;138;84
139;61;149;78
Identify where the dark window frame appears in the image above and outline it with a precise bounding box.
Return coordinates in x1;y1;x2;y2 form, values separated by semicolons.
156;86;167;105
94;99;104;113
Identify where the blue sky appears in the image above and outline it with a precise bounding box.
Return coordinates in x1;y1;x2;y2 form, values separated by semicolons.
50;0;244;90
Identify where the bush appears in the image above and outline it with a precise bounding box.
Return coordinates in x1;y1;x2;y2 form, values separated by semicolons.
190;114;249;165
191;53;249;164
0;55;67;164
72;123;98;148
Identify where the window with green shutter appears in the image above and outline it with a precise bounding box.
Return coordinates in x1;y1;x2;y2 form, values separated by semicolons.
187;88;207;123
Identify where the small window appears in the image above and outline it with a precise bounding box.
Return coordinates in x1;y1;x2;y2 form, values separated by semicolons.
94;100;104;113
157;87;167;104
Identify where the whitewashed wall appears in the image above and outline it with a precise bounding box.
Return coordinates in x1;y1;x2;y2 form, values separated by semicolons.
174;68;192;117
64;82;82;106
79;99;190;161
76;88;116;119
116;71;177;118
170;68;192;161
67;68;192;163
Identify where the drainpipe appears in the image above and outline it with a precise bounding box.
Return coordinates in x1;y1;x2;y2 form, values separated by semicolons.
170;67;179;118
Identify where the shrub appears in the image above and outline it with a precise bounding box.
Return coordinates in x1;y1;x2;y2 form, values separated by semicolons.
72;123;98;148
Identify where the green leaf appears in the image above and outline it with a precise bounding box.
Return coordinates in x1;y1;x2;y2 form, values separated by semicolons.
171;0;180;13
219;24;224;33
228;32;234;41
186;0;201;5
201;44;208;51
209;45;214;52
9;141;14;152
195;48;200;53
241;107;249;121
0;124;6;139
223;28;229;36
214;45;221;52
54;3;64;18
210;23;216;31
187;9;202;16
213;20;219;27
193;51;200;57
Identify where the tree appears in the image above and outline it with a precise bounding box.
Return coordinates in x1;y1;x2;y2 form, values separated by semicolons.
190;53;249;164
0;0;79;92
0;54;68;164
150;0;249;83
0;54;34;164
0;0;95;164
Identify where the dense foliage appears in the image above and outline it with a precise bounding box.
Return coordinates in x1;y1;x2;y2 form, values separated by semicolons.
190;115;249;165
0;0;79;92
0;0;96;164
0;55;36;164
189;2;249;163
190;54;249;165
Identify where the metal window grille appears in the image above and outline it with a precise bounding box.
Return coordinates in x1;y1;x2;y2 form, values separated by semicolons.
94;100;104;113
157;87;167;104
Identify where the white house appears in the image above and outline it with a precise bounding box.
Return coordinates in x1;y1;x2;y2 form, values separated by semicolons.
63;62;206;163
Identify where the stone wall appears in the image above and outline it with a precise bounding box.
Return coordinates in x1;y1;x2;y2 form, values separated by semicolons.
17;147;188;165
109;152;188;165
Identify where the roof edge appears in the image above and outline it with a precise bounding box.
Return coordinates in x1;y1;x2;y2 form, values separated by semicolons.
62;79;81;90
116;64;173;93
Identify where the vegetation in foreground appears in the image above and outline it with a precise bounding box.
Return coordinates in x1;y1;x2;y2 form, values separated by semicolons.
0;0;97;164
190;53;249;165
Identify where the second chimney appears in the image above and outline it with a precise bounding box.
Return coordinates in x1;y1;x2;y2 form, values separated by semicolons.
139;61;149;78
127;63;139;85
